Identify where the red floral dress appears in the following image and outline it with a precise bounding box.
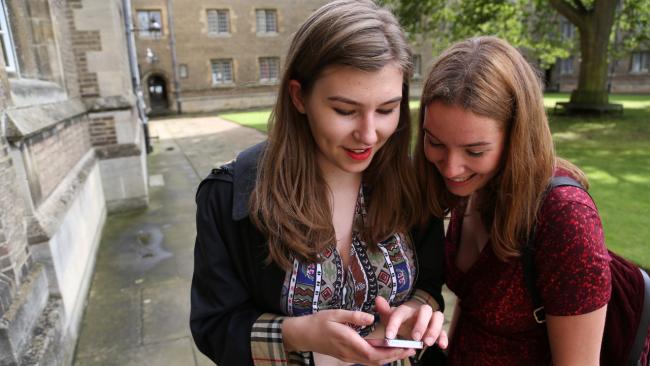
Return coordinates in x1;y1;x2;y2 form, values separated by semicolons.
445;181;612;365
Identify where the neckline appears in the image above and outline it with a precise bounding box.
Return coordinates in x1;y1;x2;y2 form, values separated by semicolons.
450;209;492;276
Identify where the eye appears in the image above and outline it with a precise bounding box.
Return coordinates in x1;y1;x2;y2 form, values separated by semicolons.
377;108;395;115
333;108;354;116
467;150;484;157
425;136;443;148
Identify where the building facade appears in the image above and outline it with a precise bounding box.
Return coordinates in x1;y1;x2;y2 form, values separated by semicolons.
131;0;433;114
0;0;148;364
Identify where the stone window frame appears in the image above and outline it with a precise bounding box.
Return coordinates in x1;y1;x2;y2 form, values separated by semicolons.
258;57;279;84
255;9;277;35
136;9;163;38
0;0;17;73
207;9;230;35
630;51;649;74
211;58;233;85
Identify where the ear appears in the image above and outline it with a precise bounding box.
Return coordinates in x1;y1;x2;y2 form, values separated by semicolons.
288;80;306;114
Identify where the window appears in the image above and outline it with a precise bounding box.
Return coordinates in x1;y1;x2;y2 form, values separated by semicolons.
207;9;229;35
630;51;649;73
0;0;17;72
259;57;279;83
137;10;162;38
179;64;188;79
412;54;422;79
256;9;277;34
211;59;233;85
559;57;573;75
560;18;575;40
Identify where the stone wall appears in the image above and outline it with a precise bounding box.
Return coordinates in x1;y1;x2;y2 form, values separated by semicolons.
27;117;92;203
0;0;149;364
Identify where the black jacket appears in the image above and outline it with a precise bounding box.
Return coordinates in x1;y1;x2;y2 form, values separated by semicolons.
190;142;445;365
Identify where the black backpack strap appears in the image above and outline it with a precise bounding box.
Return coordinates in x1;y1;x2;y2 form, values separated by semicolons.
522;176;586;324
629;268;650;364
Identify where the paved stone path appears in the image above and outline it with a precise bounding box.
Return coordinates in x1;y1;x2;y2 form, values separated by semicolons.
73;115;455;365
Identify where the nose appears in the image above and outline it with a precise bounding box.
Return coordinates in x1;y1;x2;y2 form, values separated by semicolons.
437;150;465;178
353;112;378;145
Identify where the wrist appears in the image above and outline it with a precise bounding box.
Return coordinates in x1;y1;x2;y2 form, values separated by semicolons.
282;315;308;352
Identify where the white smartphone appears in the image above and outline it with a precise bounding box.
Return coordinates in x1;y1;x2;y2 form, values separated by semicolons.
366;338;424;349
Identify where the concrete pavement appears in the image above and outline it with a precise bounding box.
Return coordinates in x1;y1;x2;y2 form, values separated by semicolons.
73;115;455;365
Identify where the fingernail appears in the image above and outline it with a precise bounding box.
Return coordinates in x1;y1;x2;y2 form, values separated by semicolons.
425;337;434;346
413;332;421;340
386;330;395;339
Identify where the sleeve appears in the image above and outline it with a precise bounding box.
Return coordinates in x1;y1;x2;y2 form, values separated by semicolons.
190;178;292;365
411;217;446;312
535;186;612;316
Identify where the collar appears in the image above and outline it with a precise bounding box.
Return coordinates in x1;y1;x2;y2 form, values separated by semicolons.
231;141;266;221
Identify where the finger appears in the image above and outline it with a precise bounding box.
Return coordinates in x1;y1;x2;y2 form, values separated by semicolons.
384;306;410;339
329;309;375;327
437;329;449;349
410;304;433;341
423;310;444;346
374;296;392;318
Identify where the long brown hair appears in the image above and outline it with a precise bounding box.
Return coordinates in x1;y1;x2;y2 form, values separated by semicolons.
250;0;420;269
414;36;587;261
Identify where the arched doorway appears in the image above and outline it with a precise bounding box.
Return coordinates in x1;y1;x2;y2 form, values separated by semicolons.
147;74;168;114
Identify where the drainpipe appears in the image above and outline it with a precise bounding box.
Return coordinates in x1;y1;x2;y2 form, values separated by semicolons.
167;0;182;114
122;0;152;153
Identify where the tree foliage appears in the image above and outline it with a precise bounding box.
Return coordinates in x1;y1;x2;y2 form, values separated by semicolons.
382;0;650;73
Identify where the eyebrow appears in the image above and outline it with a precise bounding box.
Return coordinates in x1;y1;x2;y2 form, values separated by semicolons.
423;129;493;148
327;96;402;106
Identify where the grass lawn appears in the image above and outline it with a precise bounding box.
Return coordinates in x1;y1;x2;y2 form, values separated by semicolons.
220;94;650;269
545;94;650;270
219;110;271;132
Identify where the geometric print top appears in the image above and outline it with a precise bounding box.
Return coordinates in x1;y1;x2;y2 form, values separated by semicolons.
280;186;417;334
248;187;419;365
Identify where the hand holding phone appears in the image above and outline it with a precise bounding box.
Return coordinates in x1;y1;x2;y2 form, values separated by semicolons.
366;338;424;349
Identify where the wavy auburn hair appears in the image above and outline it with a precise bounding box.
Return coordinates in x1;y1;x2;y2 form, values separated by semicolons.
250;0;420;269
414;36;587;261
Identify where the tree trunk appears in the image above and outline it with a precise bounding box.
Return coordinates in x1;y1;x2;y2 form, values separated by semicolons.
571;1;617;105
549;0;617;107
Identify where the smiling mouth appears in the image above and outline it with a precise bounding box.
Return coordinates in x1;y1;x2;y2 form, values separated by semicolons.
447;174;475;183
345;147;372;160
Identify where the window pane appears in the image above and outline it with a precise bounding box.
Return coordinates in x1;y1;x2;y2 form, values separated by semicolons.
256;10;265;33
137;11;149;31
266;11;277;32
1;36;9;67
218;11;229;33
212;60;232;84
207;10;218;33
137;10;161;37
0;0;16;71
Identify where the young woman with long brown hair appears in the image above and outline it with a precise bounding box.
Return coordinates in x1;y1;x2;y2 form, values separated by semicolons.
414;36;613;365
191;1;447;365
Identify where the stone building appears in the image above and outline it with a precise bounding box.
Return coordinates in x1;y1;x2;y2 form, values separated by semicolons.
0;0;148;364
131;0;433;114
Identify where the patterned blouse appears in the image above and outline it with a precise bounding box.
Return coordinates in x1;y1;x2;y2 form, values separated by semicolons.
250;187;436;365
